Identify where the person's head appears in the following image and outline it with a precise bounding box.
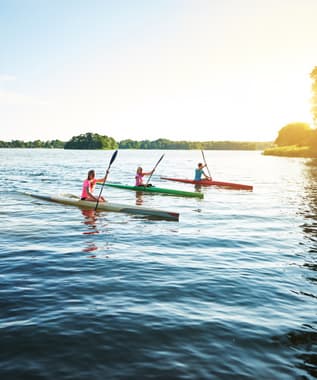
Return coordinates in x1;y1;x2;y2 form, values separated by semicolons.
87;169;95;179
136;167;142;174
198;163;204;169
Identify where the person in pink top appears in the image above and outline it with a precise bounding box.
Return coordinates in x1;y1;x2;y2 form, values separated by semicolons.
135;166;154;187
81;169;107;202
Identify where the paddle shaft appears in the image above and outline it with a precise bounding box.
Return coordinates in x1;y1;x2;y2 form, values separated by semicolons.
95;150;118;211
201;150;212;179
146;154;164;185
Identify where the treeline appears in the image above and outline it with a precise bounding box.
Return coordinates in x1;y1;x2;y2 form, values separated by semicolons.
263;122;317;158
0;133;271;150
119;138;270;150
0;139;65;148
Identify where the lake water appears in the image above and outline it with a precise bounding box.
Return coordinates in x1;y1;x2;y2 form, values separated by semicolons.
1;148;316;379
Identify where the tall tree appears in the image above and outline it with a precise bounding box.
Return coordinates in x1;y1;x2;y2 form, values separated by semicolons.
64;133;118;150
310;66;317;127
275;122;312;147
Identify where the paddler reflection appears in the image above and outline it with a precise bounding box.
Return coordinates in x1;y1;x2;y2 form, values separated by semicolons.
81;209;99;234
81;209;100;254
135;191;144;205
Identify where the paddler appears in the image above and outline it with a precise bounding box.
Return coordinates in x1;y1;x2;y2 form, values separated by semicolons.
81;169;107;202
135;166;154;187
195;163;212;181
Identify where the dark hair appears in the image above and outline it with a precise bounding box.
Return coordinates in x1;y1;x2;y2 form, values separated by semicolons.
88;170;95;178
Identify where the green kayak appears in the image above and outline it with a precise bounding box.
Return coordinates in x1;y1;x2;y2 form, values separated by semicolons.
104;182;203;198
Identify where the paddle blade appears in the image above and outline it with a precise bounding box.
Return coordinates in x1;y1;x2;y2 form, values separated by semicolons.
156;154;165;166
152;154;164;172
95;150;118;212
146;154;165;185
109;149;118;168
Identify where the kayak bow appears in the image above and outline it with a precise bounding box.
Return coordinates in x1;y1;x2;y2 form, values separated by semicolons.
25;193;179;221
160;177;253;191
104;182;203;198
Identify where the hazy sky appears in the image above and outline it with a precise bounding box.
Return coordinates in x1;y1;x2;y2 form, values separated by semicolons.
1;0;317;142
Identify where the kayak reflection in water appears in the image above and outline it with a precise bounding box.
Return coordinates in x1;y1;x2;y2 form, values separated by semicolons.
194;163;212;181
81;169;107;202
135;166;154;187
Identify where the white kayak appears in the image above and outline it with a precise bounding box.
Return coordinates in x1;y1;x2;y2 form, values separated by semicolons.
25;193;180;221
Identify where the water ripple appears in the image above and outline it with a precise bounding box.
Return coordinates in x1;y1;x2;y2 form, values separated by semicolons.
1;150;317;379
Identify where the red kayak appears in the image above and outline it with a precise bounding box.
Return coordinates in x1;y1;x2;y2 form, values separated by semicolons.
160;177;253;191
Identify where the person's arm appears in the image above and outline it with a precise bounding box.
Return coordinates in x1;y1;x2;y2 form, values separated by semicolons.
202;170;210;179
96;171;109;183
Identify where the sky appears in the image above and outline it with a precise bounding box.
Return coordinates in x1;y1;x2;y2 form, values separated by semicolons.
1;0;317;143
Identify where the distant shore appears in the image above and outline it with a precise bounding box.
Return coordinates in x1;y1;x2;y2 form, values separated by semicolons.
263;145;317;158
0;137;272;151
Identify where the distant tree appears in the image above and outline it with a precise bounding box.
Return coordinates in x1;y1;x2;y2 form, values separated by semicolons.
310;66;317;127
0;140;8;147
52;140;65;148
274;122;312;147
139;140;151;149
33;139;42;148
64;132;117;150
11;140;25;148
45;139;65;148
119;139;141;149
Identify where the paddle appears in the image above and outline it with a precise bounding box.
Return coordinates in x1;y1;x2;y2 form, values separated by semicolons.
145;154;165;186
201;150;212;179
95;150;118;211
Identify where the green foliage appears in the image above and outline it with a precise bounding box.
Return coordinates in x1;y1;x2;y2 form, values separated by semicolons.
0;139;65;148
0;133;271;151
64;132;118;150
264;122;317;158
118;139;266;150
119;139;141;149
263;145;317;158
274;122;312;147
310;66;317;127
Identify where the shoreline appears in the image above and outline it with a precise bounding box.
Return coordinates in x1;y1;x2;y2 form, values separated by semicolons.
263;145;317;158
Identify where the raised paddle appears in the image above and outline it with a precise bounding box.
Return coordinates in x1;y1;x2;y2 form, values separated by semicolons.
95;150;118;211
145;154;165;186
201;150;212;179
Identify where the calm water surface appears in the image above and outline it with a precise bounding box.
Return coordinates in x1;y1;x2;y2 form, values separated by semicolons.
0;149;316;379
